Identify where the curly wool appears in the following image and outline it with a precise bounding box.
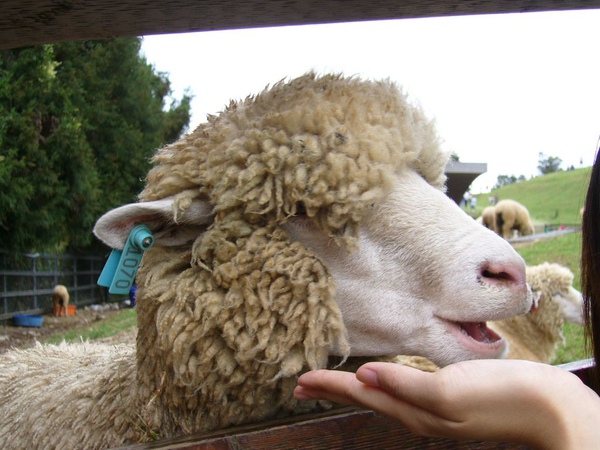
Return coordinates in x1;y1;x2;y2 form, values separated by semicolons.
480;206;496;230
495;199;534;239
135;229;343;437
140;72;445;248
132;72;447;438
0;73;449;448
490;262;577;363
0;342;138;449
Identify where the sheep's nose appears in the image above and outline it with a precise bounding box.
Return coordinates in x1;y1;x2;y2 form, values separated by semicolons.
480;261;526;290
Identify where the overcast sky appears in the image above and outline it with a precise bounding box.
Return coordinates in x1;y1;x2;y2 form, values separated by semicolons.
141;8;600;193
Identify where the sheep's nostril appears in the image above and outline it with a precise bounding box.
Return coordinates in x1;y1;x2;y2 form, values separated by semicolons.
480;262;526;287
482;269;513;281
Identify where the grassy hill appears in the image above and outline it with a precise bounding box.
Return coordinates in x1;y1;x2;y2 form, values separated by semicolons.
469;167;591;227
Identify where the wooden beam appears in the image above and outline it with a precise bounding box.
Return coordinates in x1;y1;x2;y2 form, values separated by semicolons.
114;406;528;450
3;1;600;50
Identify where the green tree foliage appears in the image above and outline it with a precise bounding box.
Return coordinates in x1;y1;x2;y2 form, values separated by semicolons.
493;174;527;190
0;45;99;252
0;38;191;254
53;38;192;214
538;152;563;175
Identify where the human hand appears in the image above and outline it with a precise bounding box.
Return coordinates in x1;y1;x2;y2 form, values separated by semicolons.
294;360;600;449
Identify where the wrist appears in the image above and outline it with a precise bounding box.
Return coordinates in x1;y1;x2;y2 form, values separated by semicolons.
532;371;600;449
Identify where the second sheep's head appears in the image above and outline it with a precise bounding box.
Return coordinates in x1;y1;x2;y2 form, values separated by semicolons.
94;72;532;371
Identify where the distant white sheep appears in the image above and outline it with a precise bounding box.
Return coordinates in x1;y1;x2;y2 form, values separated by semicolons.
479;205;496;230
51;285;69;317
494;199;535;239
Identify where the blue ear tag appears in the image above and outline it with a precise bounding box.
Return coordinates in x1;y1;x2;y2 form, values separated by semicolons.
98;225;154;295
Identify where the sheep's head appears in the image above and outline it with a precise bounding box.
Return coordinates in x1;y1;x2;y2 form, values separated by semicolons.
527;262;585;329
94;72;532;383
138;73;448;251
521;219;536;237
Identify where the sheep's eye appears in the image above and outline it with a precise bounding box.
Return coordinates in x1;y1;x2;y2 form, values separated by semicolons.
295;201;307;216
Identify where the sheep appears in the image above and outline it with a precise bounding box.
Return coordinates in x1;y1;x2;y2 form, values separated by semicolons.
51;284;69;317
0;72;532;449
488;262;584;363
398;262;584;371
479;205;496;230
395;354;440;372
494;199;535;239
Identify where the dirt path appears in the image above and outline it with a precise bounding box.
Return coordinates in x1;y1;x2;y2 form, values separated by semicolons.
0;307;137;355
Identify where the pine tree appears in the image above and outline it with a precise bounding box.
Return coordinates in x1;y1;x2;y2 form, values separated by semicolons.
0;38;191;253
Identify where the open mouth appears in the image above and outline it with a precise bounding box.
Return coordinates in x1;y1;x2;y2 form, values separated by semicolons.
441;318;506;357
458;321;501;343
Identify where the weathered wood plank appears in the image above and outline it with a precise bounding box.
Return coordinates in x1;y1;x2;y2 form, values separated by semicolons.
114;407;528;450
558;358;595;386
2;0;600;50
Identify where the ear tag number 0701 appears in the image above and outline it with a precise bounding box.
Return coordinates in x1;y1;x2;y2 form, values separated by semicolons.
97;225;154;295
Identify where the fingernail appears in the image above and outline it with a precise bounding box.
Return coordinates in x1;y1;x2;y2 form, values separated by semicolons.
357;367;379;387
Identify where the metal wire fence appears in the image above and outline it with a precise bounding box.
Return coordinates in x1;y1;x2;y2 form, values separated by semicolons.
0;251;108;320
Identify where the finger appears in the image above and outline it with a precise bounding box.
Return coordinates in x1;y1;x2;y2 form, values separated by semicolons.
296;367;442;415
293;385;364;407
356;362;454;414
296;369;366;404
296;369;399;408
296;369;458;437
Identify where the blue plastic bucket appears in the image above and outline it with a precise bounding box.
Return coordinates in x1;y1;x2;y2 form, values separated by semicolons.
13;314;44;328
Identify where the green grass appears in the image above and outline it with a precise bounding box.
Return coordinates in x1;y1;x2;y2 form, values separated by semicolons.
469;167;591;226
44;308;137;345
513;232;582;288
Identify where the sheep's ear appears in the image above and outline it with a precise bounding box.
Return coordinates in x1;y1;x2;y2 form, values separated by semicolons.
553;287;585;325
93;197;214;249
529;290;542;314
